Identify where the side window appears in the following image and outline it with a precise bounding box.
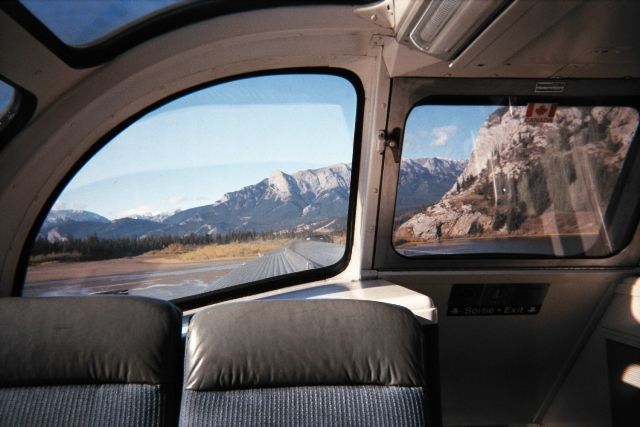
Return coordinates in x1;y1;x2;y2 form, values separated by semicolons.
0;77;36;147
25;73;359;300
394;101;639;257
0;78;18;133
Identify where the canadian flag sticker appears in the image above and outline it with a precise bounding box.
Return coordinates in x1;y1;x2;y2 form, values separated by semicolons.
524;103;557;123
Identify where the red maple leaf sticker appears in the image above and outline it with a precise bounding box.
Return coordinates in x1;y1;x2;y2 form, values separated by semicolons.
525;103;557;123
535;105;549;116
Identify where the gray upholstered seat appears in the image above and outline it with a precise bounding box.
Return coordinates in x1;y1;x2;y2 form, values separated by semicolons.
180;299;428;426
0;296;183;427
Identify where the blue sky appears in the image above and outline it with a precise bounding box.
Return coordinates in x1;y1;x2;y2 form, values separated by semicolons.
21;0;181;46
403;105;500;161
52;72;501;220
55;74;357;219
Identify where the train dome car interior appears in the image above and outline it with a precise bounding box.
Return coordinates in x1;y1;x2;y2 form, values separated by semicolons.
1;0;640;425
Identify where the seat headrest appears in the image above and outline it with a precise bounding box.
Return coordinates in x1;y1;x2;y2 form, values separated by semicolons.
0;296;182;387
185;299;425;390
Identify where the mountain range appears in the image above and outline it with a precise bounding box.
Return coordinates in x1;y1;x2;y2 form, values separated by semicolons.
395;106;639;246
396;157;466;216
39;157;465;242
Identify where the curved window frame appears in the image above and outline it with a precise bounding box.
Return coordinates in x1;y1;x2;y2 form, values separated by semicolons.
374;77;640;271
393;97;640;259
16;68;364;310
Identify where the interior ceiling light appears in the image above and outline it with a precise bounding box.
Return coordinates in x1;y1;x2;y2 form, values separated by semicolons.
409;0;511;60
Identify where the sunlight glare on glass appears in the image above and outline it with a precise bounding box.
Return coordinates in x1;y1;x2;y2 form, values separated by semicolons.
21;0;184;46
622;364;640;389
631;281;640;322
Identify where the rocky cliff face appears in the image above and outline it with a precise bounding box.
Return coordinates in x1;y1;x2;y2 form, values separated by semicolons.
395;105;639;246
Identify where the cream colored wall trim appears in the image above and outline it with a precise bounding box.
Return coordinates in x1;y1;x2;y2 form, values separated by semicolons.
186;278;438;323
600;277;640;346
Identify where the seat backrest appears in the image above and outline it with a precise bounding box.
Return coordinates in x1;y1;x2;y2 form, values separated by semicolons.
0;296;182;427
180;299;428;426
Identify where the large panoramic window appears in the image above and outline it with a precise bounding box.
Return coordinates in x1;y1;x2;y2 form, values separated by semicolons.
394;101;639;257
25;73;358;300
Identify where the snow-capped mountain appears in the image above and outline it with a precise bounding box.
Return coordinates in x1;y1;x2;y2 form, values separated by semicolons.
39;158;465;241
162;163;352;235
43;209;110;227
396;157;467;216
129;212;177;223
40;210;112;242
39;215;162;243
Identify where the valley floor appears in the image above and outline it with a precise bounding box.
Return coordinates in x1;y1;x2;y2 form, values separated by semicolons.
23;254;243;297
